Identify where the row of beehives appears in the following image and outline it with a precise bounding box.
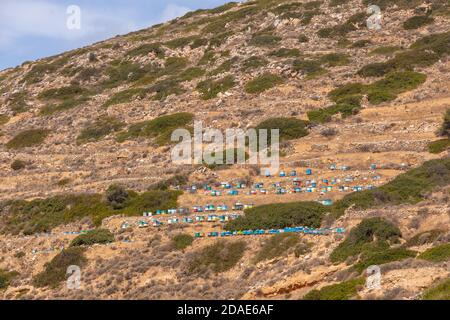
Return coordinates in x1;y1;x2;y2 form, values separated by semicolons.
194;226;346;238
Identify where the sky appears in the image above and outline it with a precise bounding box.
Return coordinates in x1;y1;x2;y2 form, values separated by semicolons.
0;0;231;71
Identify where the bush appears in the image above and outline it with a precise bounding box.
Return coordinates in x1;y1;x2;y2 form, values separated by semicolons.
320;128;338;137
77;116;124;144
6;129;50;149
106;184;130;209
126;43;165;58
149;174;189;190
254;233;300;263
33;247;87;288
317;12;367;38
187;240;246;274
303;278;364;300
241;56;268;71
0;269;19;289
370;46;402;55
428;139;450;154
248;34;281;47
292;59;325;77
308;98;362;123
245;73;283;94
0;114;9;125
208;57;238;76
403;15;434;30
103;88;149;108
330;217;402;263
165;36;198;49
7;92;28;114
70;229;115;247
11;159;26;171
197;75;235;99
178;67;205;81
438;108;450;138
225;202;327;231
422;278;450;300
255;117;309;142
405;230;444;247
172;234;194;250
318;53;350;66
270;48;301;58
1;190;181;235
116;112;193;145
418;243;450;262
353;247;416;272
298;35;309;43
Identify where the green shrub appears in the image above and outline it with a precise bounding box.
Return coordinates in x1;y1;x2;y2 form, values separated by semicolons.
351;39;372;48
187;240;246;274
77;116;124;144
103;88;149;108
198;50;217;65
318;53;350;66
317;12;367;38
208;57;238;76
1;189;181;235
362;0;422;10
225;202;327;231
438;108;450;138
126;43;165;58
22;56;70;84
418;243;450;262
403;15;434;30
241;56;267;71
11;160;26;171
0;114;10;125
70;229;114;247
33;247;87;288
190;37;208;49
160;57;188;76
292;59;325;77
304;278;364;300
255;117;309;142
298;35;309;43
102;61;158;89
405;230;445;247
328;83;365;102
0;269;19;289
353;247;416;272
7;91;28;114
6;129;50;149
270;48;301;58
370;46;402;55
149;174;189;190
172;234;194;250
329;0;350;6
428;139;450;154
117;112;193;145
367;71;427;104
254;233;300;262
106;184;130;209
249;34;281;47
197;75;235;99
330;217;402;263
330;158;450;218
245;73;283;94
178;67;205;81
149;78;186;101
422;278;450;300
410;32;450;56
165;36;198;49
307;100;361;123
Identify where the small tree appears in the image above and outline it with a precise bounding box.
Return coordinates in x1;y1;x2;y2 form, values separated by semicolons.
106;184;129;209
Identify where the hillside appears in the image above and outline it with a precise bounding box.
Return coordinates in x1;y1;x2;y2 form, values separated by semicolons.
0;0;449;300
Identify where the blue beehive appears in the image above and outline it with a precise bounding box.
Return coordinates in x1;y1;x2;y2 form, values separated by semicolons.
265;170;271;177
279;171;286;177
370;164;377;170
306;168;312;175
290;170;297;177
229;190;238;196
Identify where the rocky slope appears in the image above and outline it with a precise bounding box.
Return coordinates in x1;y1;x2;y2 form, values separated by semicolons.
0;0;449;300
